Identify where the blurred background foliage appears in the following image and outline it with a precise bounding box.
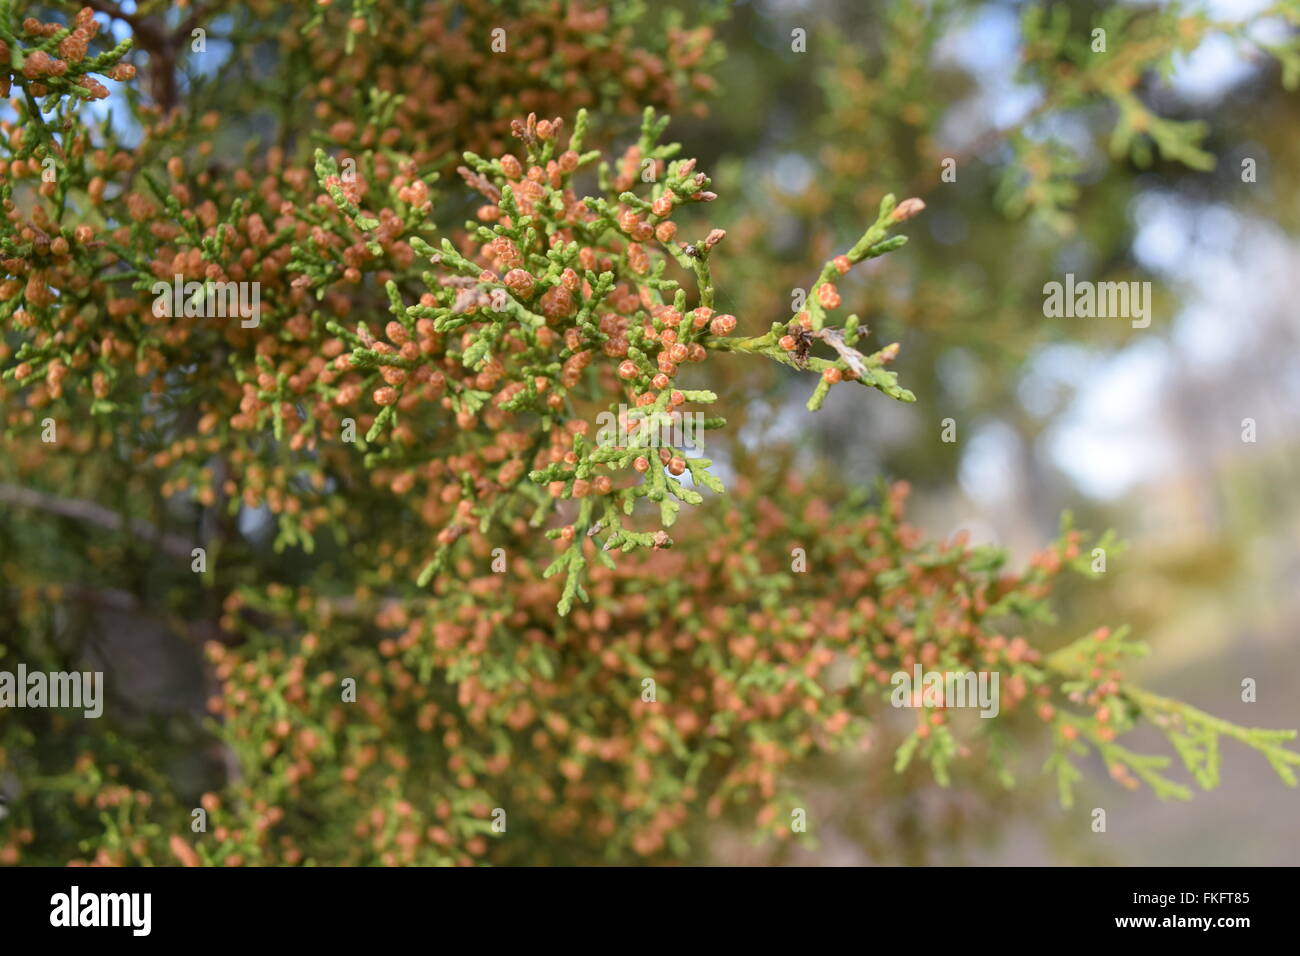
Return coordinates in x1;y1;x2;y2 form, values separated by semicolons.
682;0;1300;863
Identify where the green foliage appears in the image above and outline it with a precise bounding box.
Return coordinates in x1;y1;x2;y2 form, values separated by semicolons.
1;0;1298;867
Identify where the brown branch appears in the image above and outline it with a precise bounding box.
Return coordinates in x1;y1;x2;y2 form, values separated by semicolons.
0;482;193;560
82;0;179;111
